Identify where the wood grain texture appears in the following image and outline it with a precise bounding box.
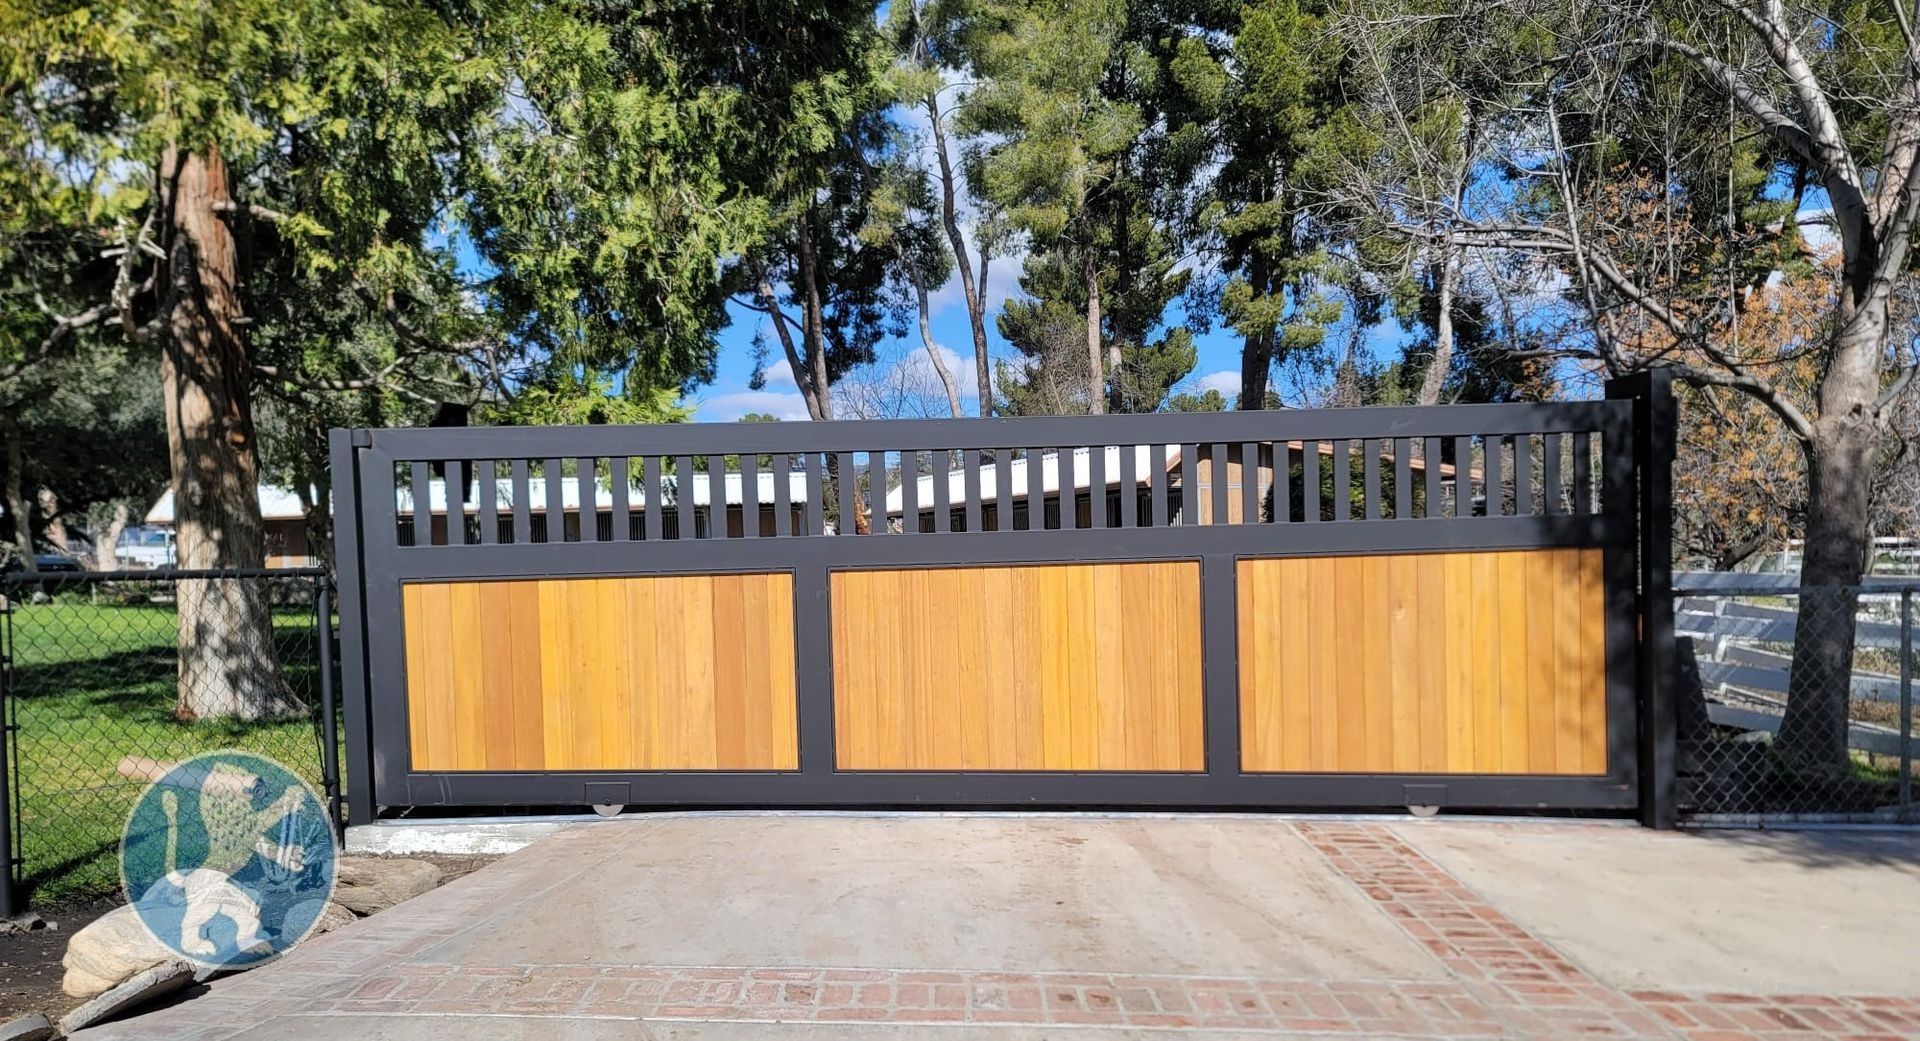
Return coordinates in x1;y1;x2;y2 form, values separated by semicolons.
403;573;797;771
1237;548;1608;775
831;562;1205;771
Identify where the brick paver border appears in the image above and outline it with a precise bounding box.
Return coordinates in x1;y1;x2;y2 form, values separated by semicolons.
67;820;1920;1040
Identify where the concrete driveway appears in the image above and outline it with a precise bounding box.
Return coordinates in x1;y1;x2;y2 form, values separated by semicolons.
72;815;1920;1040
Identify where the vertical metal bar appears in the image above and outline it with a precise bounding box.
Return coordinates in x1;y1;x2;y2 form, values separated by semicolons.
793;562;836;779
1901;588;1914;820
836;452;858;535
932;450;951;533
410;461;432;545
1028;448;1048;530
511;459;531;544
1150;444;1169;526
1209;443;1229;526
868;450;888;534
705;455;726;538
1241;443;1261;524
610;456;630;541
1363;438;1382;520
315;577;342;838
1573;431;1594;514
1543;432;1564;514
1424;437;1442;519
805;454;825;536
1609;368;1678;829
1036;449;1052;530
576;457;599;541
1119;443;1138;527
1484;435;1503;516
1178;444;1197;525
673;455;695;541
773;454;792;536
902;450;922;535
327;429;374;831
1331;440;1350;521
1393;438;1411;520
994;448;1013;532
477;461;497;544
963;450;982;533
1450;435;1469;518
0;592;17;916
1514;434;1534;516
1201;553;1242;780
741;453;762;538
642;456;662;540
544;458;565;542
1089;444;1107;528
445;460;467;544
1303;440;1320;522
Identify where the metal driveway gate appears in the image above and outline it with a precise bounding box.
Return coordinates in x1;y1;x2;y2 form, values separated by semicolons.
332;372;1676;825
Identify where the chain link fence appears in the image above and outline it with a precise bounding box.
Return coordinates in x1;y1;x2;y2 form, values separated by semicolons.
1676;576;1917;824
0;570;340;910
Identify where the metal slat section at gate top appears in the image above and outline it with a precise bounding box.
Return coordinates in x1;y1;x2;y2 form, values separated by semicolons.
330;383;1673;820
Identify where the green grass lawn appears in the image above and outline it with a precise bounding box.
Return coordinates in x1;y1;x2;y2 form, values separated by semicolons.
5;595;332;907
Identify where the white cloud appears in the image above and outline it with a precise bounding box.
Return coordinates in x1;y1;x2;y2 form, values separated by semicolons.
894;342;979;401
1198;369;1240;397
928;245;1029;320
760;356;796;388
693;389;813;422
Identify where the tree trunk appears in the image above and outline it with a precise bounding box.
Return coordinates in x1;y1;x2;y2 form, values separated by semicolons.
36;488;69;552
913;278;963;418
1;413;33;572
1417;253;1458;407
158;144;299;721
1083;249;1105;415
93;501;130;570
927;94;993;416
794;209;836;424
1240;327;1274;410
1774;295;1887;769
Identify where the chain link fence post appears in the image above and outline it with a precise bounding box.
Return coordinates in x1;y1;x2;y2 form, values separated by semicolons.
1902;587;1914;822
0;588;17;919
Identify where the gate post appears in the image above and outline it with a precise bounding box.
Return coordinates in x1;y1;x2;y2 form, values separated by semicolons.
0;589;17;917
1607;368;1678;829
329;428;377;831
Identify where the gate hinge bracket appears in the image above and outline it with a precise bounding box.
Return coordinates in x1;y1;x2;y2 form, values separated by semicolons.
350;429;373;448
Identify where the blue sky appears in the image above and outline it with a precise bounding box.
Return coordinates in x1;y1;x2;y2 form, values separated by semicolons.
687;269;1251;421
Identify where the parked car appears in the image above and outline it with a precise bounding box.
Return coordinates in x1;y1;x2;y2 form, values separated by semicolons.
2;542;87;594
117;525;176;569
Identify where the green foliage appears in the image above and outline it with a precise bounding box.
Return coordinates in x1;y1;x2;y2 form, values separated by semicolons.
1165;387;1227;412
478;371;689;427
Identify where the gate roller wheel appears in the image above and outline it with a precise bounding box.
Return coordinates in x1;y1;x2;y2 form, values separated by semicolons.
592;804;625;818
1407;804;1440;818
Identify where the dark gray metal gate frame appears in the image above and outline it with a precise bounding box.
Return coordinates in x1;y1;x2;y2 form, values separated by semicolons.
331;373;1677;827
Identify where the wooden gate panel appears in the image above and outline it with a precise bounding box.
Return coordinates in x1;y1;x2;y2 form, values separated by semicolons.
1237;548;1607;775
402;573;797;771
831;562;1204;771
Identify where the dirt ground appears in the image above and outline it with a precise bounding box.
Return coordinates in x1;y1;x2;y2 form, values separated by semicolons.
0;852;497;1025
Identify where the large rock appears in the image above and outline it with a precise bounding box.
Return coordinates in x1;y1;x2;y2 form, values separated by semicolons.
330;857;442;916
0;1013;53;1041
61;905;175;999
288;899;358;937
58;961;193;1035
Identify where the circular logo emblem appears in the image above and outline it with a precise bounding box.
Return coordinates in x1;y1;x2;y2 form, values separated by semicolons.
120;751;338;968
